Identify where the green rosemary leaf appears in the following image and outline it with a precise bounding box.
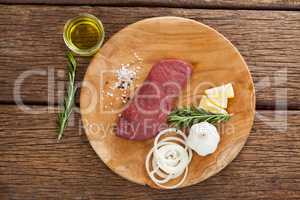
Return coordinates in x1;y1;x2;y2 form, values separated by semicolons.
67;52;77;71
57;52;77;141
167;107;231;129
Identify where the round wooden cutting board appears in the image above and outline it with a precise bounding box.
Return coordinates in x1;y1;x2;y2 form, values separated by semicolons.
80;16;255;189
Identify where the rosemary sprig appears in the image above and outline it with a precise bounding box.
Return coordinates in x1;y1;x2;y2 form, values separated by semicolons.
57;52;77;141
167;106;231;129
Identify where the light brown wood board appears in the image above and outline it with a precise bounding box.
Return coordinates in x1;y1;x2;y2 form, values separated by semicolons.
80;16;255;189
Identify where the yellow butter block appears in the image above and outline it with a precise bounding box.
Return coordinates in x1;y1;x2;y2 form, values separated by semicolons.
205;83;234;99
207;94;228;108
199;95;228;114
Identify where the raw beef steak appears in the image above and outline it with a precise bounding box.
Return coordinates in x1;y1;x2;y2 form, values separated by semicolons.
116;59;192;140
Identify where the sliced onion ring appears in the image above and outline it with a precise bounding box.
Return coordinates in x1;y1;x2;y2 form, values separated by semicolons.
145;128;192;189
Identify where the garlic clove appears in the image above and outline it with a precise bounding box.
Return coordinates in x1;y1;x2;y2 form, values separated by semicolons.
186;122;220;156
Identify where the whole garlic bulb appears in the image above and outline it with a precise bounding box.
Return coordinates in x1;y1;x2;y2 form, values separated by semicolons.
186;122;220;156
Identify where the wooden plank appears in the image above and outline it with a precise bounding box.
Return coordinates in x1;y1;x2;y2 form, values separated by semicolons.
0;0;300;10
0;105;299;199
0;5;299;108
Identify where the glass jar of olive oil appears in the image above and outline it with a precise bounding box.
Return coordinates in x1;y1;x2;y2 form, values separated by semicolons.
63;13;105;56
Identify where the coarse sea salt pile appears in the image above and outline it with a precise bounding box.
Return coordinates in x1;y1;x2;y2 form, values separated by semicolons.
114;64;137;90
102;53;143;108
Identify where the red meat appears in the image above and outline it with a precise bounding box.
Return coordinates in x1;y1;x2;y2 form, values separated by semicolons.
116;59;192;140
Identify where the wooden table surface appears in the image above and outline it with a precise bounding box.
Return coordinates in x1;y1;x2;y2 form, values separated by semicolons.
0;1;300;199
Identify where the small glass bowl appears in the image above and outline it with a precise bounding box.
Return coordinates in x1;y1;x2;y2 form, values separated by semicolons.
63;13;105;56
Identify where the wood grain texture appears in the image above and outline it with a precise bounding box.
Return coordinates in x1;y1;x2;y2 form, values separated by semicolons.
0;105;299;199
80;16;255;188
0;0;300;10
0;5;299;108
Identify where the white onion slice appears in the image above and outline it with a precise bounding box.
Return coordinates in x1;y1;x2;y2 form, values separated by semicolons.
145;128;192;189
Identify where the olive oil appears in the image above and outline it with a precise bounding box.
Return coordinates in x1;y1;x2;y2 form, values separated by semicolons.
63;14;105;56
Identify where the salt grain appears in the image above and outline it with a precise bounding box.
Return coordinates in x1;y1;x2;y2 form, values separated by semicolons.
107;91;114;97
134;52;143;62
